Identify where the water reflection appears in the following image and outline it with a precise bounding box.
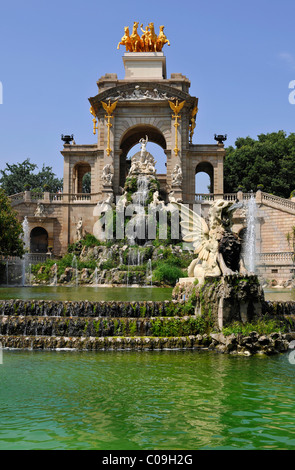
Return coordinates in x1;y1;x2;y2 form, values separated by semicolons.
0;350;294;450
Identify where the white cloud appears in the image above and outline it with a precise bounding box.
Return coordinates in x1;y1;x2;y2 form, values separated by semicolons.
279;52;295;70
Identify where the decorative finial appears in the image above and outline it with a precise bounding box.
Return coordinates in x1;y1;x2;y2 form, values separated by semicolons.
61;134;74;145
214;134;227;145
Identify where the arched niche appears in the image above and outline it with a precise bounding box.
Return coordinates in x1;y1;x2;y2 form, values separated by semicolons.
30;227;48;253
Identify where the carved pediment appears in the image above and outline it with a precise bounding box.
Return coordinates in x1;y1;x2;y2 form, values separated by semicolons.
89;82;196;112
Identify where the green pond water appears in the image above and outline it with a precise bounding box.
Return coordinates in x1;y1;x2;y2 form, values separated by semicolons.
0;286;294;302
0;286;173;302
0;349;295;450
0;286;294;450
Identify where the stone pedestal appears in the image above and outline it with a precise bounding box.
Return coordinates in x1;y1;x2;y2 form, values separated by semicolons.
173;275;265;331
123;52;166;79
170;184;183;202
102;184;113;201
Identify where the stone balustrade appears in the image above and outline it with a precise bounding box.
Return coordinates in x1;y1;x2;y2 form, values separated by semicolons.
258;252;294;262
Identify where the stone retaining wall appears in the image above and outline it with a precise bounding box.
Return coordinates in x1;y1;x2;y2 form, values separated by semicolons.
0;300;188;318
0;331;293;356
0;299;295;355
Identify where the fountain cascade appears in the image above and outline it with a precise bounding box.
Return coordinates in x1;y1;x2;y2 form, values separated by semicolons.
243;195;257;274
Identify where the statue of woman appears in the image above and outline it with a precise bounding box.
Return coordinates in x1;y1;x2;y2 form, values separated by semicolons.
76;217;83;241
139;135;148;162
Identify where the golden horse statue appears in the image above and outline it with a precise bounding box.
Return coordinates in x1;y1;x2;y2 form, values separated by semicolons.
156;25;170;51
117;22;170;52
147;22;158;52
130;21;142;52
117;26;132;52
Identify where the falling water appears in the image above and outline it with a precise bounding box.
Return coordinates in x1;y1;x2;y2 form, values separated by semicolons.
94;267;98;285
21;217;30;286
127;246;144;286
126;175;149;243
51;263;57;286
22;217;30;251
132;175;149;206
146;259;153;286
29;263;32;286
6;261;9;286
72;255;78;286
244;195;257;273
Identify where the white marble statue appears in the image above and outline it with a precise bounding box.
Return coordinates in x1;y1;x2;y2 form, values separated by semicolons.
168;191;182;203
34;203;45;217
139;135;148;160
171;163;182;186
173;199;248;284
128;137;157;177
76;217;83;241
101;164;113;185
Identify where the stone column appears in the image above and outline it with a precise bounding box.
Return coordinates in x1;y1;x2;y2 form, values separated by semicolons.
24;191;31;203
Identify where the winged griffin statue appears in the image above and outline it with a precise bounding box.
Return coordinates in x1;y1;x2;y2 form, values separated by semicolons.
173;199;248;284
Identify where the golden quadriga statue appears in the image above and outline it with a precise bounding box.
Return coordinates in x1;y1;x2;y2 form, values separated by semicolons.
117;22;170;52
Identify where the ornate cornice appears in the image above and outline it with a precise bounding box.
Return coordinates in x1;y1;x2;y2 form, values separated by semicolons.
89;82;197;114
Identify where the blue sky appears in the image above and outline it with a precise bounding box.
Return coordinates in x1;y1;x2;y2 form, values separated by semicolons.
0;0;294;189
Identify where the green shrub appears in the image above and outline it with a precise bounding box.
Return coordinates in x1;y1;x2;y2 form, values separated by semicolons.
222;318;286;336
81;234;101;247
100;259;116;270
152;261;186;286
150;317;208;337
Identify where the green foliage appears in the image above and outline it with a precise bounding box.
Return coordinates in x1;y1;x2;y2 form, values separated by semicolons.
124;177;137;203
31;252;97;281
222;318;287;336
82;172;91;193
100;259;116;270
224;131;295;198
0;188;25;257
128;320;137;336
150;317;207;337
0;158;63;195
152;261;186;286
81;234;101;248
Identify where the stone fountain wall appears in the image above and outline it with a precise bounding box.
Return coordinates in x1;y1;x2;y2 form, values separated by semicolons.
173;275;266;330
0;298;294;354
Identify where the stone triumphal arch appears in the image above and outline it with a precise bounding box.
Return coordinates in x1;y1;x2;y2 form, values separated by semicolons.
13;23;227;255
9;22;295;285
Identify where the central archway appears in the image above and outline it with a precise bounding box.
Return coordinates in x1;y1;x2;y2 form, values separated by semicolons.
119;124;167;189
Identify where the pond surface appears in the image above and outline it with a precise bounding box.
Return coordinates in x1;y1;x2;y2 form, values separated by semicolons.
263;289;295;302
0;286;294;302
0;349;295;450
0;286;173;302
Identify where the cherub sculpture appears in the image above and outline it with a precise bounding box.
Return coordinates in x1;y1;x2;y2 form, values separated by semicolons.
173;199;248;284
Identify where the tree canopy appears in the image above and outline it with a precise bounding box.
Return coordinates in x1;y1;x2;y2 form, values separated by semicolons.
0;188;25;257
224;131;295;199
0;159;63;196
